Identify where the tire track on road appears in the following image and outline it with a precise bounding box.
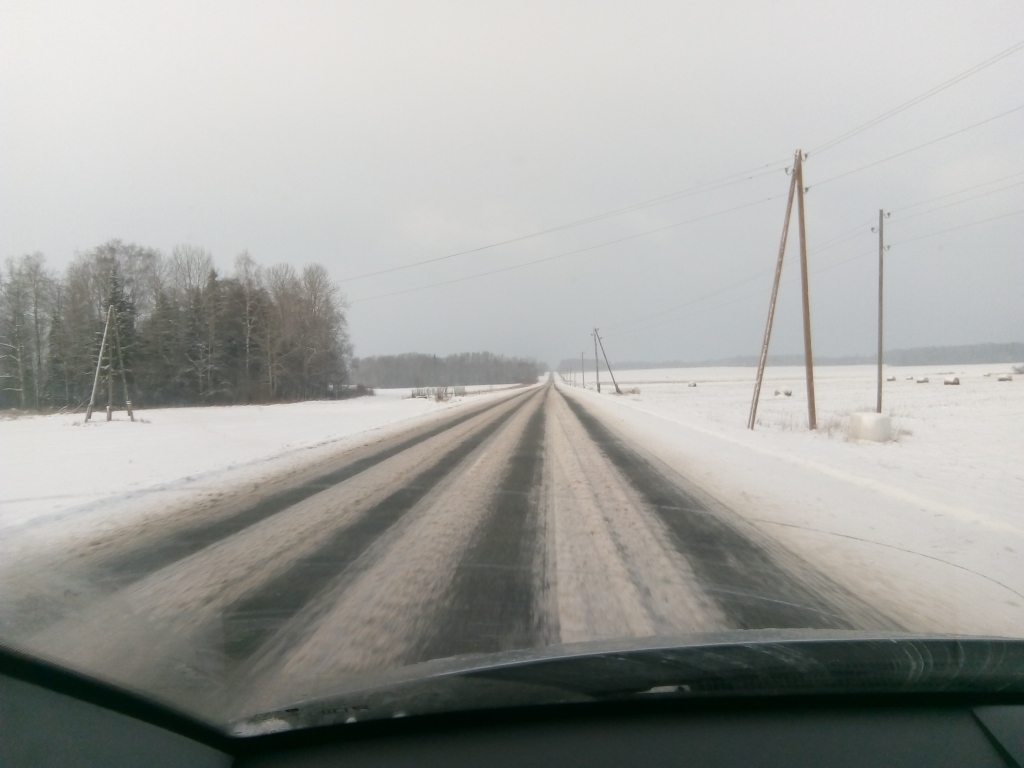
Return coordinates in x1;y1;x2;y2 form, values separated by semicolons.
410;390;548;662
236;389;550;713
542;391;725;642
220;389;541;663
21;390;538;718
98;389;534;586
559;390;887;630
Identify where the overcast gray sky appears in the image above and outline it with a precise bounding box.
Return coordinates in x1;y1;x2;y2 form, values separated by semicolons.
2;0;1022;367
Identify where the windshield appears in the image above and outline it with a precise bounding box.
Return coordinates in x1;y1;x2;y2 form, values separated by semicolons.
1;1;1022;734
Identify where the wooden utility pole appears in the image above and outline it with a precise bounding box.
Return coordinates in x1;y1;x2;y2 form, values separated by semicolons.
748;162;798;430
793;151;817;430
581;352;585;388
875;209;887;414
111;311;134;421
85;306;113;422
593;330;601;393
85;305;134;423
106;346;114;421
595;330;622;394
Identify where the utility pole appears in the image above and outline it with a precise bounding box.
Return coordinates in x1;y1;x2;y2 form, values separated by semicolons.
85;306;113;422
112;313;134;421
593;330;601;393
581;352;585;388
793;150;817;430
85;305;134;423
874;209;889;414
106;342;114;421
595;330;622;394
748;161;798;430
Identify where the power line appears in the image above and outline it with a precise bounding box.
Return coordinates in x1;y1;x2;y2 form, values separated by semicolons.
890;207;1024;245
811;221;875;253
812;103;1024;188
809;39;1024;156
893;180;1024;222
339;161;788;284
350;193;784;304
891;170;1024;213
606;249;872;339
343;41;1024;294
606;206;1024;338
602;268;776;333
345;44;1024;308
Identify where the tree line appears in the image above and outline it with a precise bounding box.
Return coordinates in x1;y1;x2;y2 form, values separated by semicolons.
352;352;543;389
0;240;352;410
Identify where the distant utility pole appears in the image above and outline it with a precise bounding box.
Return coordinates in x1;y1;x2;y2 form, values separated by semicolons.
593;330;601;393
595;330;622;394
748;149;817;430
873;209;890;413
581;352;585;388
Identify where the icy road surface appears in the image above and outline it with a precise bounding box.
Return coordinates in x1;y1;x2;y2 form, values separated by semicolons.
1;376;1022;724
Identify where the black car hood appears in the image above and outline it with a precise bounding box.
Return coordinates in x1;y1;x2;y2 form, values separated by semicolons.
232;630;1024;735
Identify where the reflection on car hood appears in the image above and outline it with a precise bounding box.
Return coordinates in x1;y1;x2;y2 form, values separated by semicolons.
233;630;1024;735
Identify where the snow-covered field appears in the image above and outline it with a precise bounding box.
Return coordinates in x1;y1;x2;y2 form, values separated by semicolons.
0;385;520;535
560;363;1024;635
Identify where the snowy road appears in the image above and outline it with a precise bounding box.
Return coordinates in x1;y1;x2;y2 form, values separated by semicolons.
5;380;909;720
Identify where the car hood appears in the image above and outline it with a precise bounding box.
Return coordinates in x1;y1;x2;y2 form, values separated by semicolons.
232;629;1024;735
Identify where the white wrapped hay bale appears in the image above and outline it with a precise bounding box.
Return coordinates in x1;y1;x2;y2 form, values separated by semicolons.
916;377;929;383
998;374;1013;382
848;412;892;442
944;377;959;385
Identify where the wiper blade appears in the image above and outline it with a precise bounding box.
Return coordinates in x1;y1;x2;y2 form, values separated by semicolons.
234;630;1024;735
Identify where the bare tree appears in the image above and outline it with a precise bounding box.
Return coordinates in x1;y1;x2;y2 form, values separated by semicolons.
20;254;55;405
234;252;264;400
0;260;28;408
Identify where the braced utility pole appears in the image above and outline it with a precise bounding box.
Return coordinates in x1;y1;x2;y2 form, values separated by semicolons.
85;306;113;422
581;352;585;388
595;330;622;394
85;304;134;423
593;330;601;393
748;161;798;430
793;150;817;430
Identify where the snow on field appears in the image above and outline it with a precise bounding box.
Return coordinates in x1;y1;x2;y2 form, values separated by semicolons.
560;363;1024;636
0;385;518;536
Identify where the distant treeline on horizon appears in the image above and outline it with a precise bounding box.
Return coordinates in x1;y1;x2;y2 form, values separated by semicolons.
558;342;1024;373
352;352;544;389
